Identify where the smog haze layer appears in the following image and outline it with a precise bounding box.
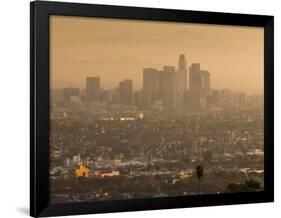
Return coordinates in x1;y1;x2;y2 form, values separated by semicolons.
50;16;264;95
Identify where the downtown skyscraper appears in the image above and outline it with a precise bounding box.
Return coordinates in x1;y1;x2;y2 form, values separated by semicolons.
143;68;159;106
86;77;100;101
161;66;176;111
189;63;210;111
119;79;133;105
176;54;188;109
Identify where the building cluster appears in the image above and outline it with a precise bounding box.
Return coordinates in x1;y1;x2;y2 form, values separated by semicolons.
137;57;211;111
60;54;251;112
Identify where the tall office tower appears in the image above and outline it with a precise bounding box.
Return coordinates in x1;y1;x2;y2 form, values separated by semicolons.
176;54;188;109
63;88;80;101
189;63;201;111
143;68;159;106
178;54;188;89
199;70;210;109
200;70;210;96
161;66;176;111
159;70;165;98
86;77;100;101
119;79;133;105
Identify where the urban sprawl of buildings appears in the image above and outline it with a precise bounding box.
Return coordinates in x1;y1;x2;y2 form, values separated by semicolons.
50;54;264;203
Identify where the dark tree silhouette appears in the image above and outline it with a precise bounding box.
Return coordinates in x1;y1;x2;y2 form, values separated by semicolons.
195;165;204;195
245;179;261;190
227;183;245;192
226;179;261;193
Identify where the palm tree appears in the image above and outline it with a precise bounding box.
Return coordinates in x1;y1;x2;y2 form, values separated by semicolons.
195;165;204;195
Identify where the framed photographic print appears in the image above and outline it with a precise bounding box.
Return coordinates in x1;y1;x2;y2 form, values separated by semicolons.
30;1;274;217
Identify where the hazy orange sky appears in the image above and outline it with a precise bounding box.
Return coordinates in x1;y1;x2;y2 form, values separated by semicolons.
50;15;264;94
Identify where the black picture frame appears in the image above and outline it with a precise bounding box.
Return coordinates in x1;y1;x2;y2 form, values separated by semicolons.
30;1;274;217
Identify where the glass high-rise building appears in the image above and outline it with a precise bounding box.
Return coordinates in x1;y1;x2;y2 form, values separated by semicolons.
176;54;188;109
143;68;159;106
119;79;133;105
200;70;211;97
86;77;100;101
189;64;211;111
161;66;176;111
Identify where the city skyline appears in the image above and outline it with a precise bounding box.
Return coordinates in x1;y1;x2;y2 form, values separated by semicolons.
49;16;264;203
52;58;262;96
59;54;255;112
50;16;263;95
